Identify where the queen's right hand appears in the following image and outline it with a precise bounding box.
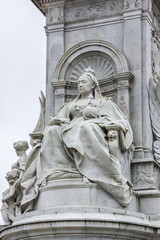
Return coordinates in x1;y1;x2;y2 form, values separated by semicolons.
47;117;69;126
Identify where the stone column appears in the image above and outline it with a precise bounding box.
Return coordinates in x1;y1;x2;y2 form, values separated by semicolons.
141;7;153;159
123;6;143;158
43;0;65;123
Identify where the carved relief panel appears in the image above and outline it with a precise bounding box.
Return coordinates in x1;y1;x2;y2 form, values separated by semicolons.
132;161;160;191
65;0;124;23
124;0;142;9
46;6;64;24
151;30;160;80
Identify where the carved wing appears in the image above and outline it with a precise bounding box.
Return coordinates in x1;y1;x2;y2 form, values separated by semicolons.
156;81;160;103
32;91;46;133
148;77;160;163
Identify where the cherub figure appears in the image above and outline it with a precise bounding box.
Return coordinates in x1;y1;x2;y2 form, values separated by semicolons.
12;140;29;181
11;140;29;215
1;170;19;225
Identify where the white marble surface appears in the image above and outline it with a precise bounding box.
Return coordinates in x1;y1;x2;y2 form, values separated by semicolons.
1;206;160;239
1;0;160;239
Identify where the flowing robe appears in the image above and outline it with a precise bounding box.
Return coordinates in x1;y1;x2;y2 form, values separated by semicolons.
21;97;133;211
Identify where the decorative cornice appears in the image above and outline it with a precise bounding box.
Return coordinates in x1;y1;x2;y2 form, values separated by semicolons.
31;0;65;15
65;0;124;23
31;0;157;21
31;0;45;15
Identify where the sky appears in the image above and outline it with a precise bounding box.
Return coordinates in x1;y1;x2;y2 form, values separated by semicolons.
0;0;46;224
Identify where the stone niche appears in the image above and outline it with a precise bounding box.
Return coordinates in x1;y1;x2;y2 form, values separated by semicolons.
51;40;133;119
1;0;160;240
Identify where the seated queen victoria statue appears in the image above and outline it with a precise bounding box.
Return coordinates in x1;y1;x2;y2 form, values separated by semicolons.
20;67;133;214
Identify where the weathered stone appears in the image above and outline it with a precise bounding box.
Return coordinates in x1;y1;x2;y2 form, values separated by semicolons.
1;0;160;239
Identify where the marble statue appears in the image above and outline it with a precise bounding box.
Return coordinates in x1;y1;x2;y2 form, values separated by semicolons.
148;76;160;163
1;170;20;225
12;141;29;177
1;141;29;224
20;68;133;213
12;141;29;214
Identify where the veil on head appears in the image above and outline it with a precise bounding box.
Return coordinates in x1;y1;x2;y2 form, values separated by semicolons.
77;67;103;99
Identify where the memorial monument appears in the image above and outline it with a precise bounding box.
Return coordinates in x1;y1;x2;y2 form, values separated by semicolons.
0;0;160;239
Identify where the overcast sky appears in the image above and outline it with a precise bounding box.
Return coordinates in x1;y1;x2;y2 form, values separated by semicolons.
0;0;46;224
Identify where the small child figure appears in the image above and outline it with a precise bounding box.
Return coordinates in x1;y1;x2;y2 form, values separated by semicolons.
11;141;29;216
1;170;19;225
1;140;29;225
12;140;29;181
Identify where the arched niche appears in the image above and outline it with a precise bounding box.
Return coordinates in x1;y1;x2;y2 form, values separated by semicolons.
51;40;134;118
53;40;129;82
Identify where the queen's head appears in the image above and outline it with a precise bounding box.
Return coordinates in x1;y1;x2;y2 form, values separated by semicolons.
77;67;102;99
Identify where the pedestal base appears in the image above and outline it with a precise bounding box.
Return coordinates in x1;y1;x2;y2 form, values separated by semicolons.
1;206;160;240
34;178;137;212
2;178;160;239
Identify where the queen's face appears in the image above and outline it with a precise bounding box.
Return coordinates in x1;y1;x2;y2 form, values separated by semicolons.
78;75;94;96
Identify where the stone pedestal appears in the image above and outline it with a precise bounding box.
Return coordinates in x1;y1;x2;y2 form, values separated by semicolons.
1;178;160;239
34;178;138;211
1;207;160;240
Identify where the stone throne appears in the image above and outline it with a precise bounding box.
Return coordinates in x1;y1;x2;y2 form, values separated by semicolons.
1;0;160;239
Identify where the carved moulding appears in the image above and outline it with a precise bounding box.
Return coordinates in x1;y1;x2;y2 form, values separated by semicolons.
65;0;124;23
46;6;64;24
1;206;160;240
32;0;124;21
31;0;65;18
124;0;142;10
32;0;144;18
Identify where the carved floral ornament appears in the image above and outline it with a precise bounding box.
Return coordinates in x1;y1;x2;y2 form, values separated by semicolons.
47;6;64;23
65;1;123;22
32;0;143;21
124;0;141;9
